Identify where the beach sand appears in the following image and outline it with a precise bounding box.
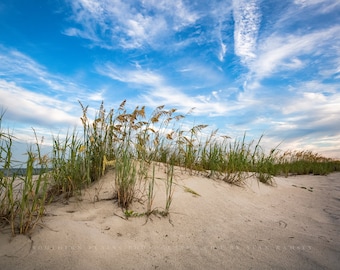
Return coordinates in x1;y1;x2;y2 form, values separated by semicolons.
1;166;339;270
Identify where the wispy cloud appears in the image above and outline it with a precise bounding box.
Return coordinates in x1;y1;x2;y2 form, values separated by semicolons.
64;0;199;50
232;0;261;65
294;0;340;13
0;46;105;131
97;63;163;87
65;0;235;62
232;0;340;94
249;81;340;155
97;62;239;116
216;20;228;62
294;0;324;7
222;72;340;156
175;60;225;88
0;79;79;127
0;46;70;94
0;46;104;102
249;26;340;82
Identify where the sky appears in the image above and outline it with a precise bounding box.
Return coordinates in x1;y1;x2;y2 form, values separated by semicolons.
0;0;340;160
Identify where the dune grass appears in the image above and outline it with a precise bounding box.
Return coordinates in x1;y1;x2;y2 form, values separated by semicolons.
0;120;50;235
1;102;339;234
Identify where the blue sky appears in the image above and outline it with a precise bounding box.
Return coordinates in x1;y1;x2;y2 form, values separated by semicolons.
0;0;340;159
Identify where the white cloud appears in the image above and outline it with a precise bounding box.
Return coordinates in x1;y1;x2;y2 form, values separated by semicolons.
0;46;112;144
0;80;79;127
97;63;163;86
232;0;261;65
258;87;340;155
282;90;340;116
0;46;74;94
294;0;324;7
218;41;227;62
88;89;106;101
65;0;199;50
97;63;240;116
143;0;198;29
141;87;231;117
0;46;106;105
289;80;337;95
248;25;340;82
216;20;228;62
0;48;46;82
64;0;237;63
294;0;340;13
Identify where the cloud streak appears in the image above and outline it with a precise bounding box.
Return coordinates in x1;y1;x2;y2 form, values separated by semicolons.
0;46;104;131
65;0;199;50
0;79;79;127
97;62;239;116
0;46;104;102
64;0;235;63
233;0;261;65
249;25;340;82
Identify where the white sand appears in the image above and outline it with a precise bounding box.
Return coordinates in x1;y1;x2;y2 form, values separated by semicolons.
1;166;339;270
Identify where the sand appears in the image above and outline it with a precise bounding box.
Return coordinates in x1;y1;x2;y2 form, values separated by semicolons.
1;166;339;270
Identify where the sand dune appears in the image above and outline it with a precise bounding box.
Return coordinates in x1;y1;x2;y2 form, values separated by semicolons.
1;167;339;270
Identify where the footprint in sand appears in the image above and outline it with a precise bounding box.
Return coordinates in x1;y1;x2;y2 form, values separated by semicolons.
278;220;287;228
323;207;340;221
318;235;330;243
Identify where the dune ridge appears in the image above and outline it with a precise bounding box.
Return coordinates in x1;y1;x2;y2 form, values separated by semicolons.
1;169;339;270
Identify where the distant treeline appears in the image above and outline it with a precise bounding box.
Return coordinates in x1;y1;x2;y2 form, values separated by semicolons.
0;168;52;177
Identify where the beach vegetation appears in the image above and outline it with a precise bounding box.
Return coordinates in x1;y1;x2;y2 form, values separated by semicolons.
1;102;339;234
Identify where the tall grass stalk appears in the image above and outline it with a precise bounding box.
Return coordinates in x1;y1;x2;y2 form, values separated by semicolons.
163;163;174;216
146;164;156;215
0;119;16;233
115;149;137;209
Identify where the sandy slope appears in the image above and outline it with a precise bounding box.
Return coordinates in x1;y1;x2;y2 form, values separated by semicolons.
1;166;339;270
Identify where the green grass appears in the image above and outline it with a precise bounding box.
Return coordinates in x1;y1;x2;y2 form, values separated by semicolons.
273;150;340;176
0;123;50;235
1;102;339;234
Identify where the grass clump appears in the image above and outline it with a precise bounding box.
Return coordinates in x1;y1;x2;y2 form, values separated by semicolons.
50;131;87;199
17;140;50;234
274;150;340;176
0;119;50;235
